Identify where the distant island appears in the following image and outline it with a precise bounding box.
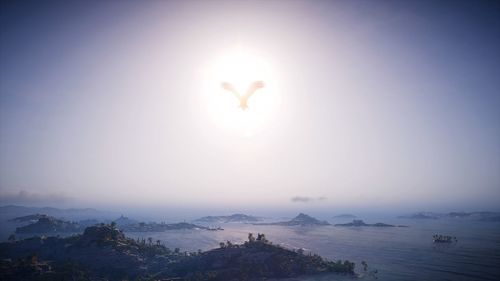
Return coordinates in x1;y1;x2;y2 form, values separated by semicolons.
398;212;440;219
15;216;81;234
8;213;54;223
0;224;356;281
194;213;262;223
120;221;214;232
255;213;330;226
335;220;407;227
399;211;500;221
0;205;117;221
11;214;220;235
332;214;357;219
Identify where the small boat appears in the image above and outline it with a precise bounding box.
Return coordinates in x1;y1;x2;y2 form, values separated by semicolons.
433;234;457;243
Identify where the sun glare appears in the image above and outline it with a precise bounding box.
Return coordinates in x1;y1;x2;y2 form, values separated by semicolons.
202;48;279;137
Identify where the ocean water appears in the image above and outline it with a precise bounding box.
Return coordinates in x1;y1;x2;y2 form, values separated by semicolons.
124;219;500;281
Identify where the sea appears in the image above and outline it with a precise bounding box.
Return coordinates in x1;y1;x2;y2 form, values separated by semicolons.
2;217;500;280
123;218;500;281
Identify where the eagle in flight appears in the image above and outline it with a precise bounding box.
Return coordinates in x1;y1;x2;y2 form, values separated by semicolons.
221;81;265;110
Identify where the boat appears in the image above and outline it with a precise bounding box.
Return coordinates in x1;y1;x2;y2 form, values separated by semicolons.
433;234;457;243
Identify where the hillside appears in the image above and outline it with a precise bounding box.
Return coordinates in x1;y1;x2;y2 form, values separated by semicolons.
0;224;355;281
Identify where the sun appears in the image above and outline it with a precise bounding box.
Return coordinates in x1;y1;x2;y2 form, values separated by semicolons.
201;48;280;137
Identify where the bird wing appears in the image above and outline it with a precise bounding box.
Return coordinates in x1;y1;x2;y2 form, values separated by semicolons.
244;81;265;98
221;82;240;99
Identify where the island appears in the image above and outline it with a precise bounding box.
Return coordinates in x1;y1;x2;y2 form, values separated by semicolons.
399;211;500;221
0;224;356;281
332;214;357;219
194;213;262;223
8;214;53;223
119;221;214;232
11;213;222;235
335;220;407;227
398;212;440;219
15;216;81;234
446;211;500;220
254;213;330;226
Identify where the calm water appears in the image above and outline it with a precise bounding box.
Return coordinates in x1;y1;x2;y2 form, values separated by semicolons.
2;218;500;280
124;219;500;281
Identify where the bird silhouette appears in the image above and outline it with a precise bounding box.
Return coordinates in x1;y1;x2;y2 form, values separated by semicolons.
221;81;265;110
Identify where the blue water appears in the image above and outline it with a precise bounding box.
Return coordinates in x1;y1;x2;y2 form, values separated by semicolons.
124;219;500;281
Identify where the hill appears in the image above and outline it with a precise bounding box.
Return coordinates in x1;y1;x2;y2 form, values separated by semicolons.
332;214;357;219
194;213;261;223
0;205;117;222
399;211;500;221
255;213;330;226
15;216;81;234
0;224;355;281
335;220;407;227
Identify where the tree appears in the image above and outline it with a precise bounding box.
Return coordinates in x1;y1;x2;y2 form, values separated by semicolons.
248;233;255;243
174;247;180;254
361;261;368;271
219;242;226;249
110;221;117;230
257;233;268;243
156;240;161;246
147;237;153;246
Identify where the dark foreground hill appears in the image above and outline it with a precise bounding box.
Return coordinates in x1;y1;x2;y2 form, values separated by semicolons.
0;224;355;281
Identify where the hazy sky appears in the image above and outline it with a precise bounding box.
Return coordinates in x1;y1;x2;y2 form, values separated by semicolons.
1;0;499;213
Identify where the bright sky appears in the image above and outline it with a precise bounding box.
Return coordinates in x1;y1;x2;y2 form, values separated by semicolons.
1;0;499;212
